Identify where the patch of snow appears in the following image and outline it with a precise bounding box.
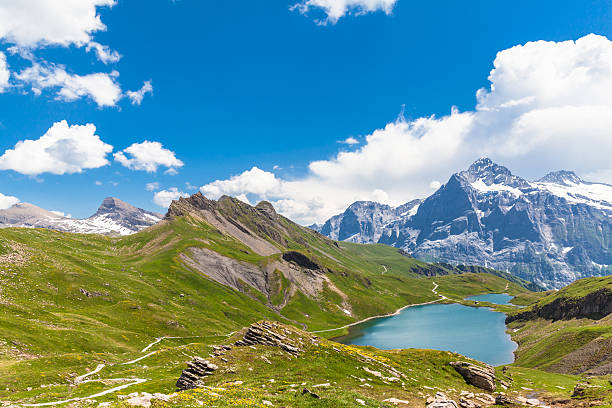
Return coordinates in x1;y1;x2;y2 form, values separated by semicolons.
471;179;523;197
534;181;612;212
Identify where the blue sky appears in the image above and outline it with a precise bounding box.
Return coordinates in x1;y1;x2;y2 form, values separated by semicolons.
1;0;612;223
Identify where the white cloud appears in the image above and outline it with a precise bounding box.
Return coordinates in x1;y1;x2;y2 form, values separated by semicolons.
201;167;284;199
15;63;122;107
153;187;189;208
338;136;359;145
146;182;160;192
86;42;121;64
95;180;103;186
0;193;19;210
126;80;153;105
429;181;442;189
292;0;397;24
0;1;146;107
0;120;113;176
198;34;612;225
0;52;9;92
0;0;116;48
114;141;184;173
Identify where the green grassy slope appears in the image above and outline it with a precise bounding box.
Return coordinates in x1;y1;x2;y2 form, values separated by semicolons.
1;194;607;407
506;276;612;376
0;194;535;404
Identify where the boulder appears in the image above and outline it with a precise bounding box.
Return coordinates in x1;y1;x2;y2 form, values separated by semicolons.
450;361;496;392
235;322;301;355
427;392;459;408
175;357;218;390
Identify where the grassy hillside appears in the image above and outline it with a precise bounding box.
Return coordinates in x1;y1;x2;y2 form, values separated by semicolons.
506;276;612;376
0;194;608;407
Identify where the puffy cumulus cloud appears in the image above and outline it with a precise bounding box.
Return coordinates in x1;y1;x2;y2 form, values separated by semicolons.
153;188;189;208
114;141;184;173
0;121;113;176
15;63;122;107
0;0;116;48
126;81;153;106
198;34;612;225
200;167;285;199
292;0;397;24
0;1;150;107
0;192;19;210
0;52;9;92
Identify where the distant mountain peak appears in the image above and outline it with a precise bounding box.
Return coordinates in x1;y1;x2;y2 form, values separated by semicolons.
95;197;136;215
538;170;583;185
462;158;529;189
0;197;161;236
466;157;512;178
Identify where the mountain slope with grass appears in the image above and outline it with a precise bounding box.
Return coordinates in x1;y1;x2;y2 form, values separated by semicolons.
0;193;608;407
507;276;612;376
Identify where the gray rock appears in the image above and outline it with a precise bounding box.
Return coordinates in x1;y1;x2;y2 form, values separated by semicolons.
427;392;459;408
450;361;496;392
175;357;218;390
235;322;301;355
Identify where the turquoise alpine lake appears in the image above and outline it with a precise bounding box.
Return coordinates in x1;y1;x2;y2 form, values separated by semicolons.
335;303;517;366
466;293;514;305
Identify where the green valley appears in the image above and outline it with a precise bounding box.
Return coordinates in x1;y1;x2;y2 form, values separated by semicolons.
0;194;609;407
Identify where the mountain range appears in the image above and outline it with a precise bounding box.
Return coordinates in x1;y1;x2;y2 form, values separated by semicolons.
315;158;612;288
0;197;162;236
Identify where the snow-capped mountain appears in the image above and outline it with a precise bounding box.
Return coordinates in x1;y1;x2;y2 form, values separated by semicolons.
0;197;162;236
319;200;422;244
319;158;612;288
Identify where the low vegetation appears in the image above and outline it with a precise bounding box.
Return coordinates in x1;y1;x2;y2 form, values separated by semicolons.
0;195;609;407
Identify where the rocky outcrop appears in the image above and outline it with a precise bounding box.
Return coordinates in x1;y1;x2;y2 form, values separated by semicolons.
450;361;496;392
506;289;612;323
281;251;320;271
426;392;459;408
175;357;218;390
235;321;301;355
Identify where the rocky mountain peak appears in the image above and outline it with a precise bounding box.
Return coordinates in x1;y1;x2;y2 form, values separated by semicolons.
94;197;137;216
166;192;216;218
538;170;583;185
0;198;161;236
462;158;529;189
255;201;278;220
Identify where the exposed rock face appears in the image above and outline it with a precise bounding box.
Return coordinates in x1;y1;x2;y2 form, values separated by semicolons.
281;251;320;270
426;392;459;408
319;158;612;288
320;200;422;244
0;198;161;236
175;357;218;390
506;289;612;323
450;361;496;392
235;322;301;355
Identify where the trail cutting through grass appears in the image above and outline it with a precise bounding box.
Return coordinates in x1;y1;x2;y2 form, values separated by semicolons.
21;335;208;407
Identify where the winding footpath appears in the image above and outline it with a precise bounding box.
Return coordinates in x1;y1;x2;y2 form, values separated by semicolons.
21;335;208;407
311;281;446;334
